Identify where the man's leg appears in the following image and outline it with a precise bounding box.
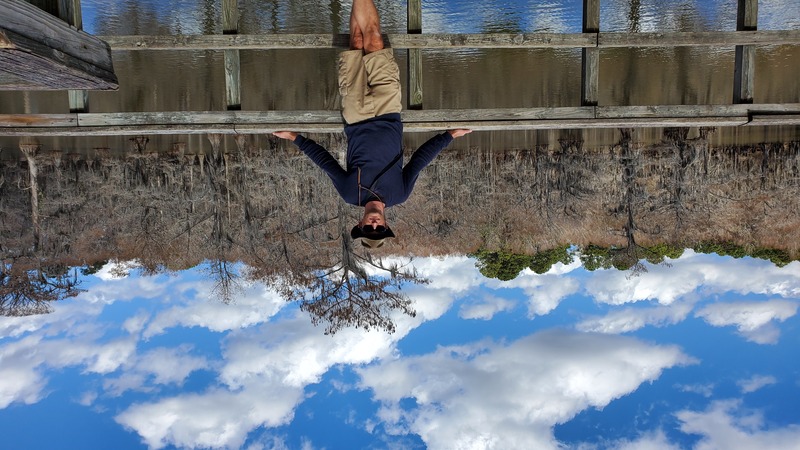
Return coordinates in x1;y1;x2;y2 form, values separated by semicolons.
350;0;383;53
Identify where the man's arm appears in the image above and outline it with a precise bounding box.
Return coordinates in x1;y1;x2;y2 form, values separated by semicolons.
403;129;471;180
401;129;471;199
273;131;347;179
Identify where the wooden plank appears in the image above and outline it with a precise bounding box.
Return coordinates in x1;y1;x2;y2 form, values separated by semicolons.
73;108;594;127
598;104;800;118
99;33;597;50
224;49;242;110
221;0;241;110
0;0;117;90
0;113;78;127
58;0;82;29
6;106;799;136
734;0;758;104
581;0;600;106
600;30;800;47
748;114;800;126
97;30;800;51
58;0;89;112
0;116;762;136
407;0;423;109
222;0;238;34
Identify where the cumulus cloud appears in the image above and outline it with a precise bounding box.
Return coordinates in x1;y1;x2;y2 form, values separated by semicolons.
142;284;287;338
459;295;516;320
576;302;694;334
737;375;777;394
501;271;580;317
695;299;798;344
116;383;303;450
117;313;405;449
594;429;683;450
357;330;692;450
0;334;137;409
675;399;800;450
585;251;800;306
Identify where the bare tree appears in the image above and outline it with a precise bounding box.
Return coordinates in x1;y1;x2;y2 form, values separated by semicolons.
1;261;83;316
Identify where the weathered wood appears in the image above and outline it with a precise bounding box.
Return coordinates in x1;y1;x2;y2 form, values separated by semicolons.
407;0;423;109
97;30;800;51
734;0;758;104
748;114;800;126
224;49;242;110
69;108;594;127
0;0;117;90
222;0;238;34
68;90;89;112
597;104;800;118
0;113;79;127
600;30;800;47
99;33;597;50
221;0;241;110
58;0;82;28
57;0;89;112
581;0;600;106
4;105;799;136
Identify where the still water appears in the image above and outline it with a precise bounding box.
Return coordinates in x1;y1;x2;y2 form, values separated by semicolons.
2;1;800;449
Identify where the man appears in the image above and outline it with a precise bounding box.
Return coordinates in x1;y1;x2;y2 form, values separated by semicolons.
273;0;470;248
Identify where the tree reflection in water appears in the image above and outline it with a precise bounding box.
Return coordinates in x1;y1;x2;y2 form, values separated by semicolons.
1;129;798;332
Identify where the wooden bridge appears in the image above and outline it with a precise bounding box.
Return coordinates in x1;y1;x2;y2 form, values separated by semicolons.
1;0;799;136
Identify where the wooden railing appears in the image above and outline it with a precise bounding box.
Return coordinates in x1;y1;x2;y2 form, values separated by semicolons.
2;0;799;136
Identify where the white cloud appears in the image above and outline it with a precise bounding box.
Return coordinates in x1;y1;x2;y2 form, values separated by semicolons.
737;375;777;394
677;383;715;398
143;284;287;338
116;383;303;450
501;270;580;317
601;429;683;450
357;330;692;450
576;302;695;334
676;399;800;450
695;299;798;344
0;334;137;409
459;295;515;320
585;251;800;307
117;313;405;449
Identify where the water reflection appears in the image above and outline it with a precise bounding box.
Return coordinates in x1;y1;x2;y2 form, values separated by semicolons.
2;128;799;323
1;249;799;448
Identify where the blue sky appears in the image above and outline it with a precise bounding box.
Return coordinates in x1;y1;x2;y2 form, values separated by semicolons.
2;250;800;449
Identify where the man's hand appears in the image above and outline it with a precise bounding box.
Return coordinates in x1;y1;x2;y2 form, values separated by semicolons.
448;129;472;139
273;131;299;141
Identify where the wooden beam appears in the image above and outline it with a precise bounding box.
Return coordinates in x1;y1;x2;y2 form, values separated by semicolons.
98;33;597;50
97;30;800;51
734;0;758;104
407;0;423;109
600;30;799;47
0;0;117;90
581;0;600;106
57;0;89;112
222;0;241;110
748;114;800;126
597;104;800;118
3;105;800;136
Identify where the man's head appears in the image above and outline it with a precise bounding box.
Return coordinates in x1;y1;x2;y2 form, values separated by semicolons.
351;201;394;248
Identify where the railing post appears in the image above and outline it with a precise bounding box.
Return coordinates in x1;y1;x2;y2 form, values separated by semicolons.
581;0;600;106
407;0;423;110
55;0;89;112
733;0;757;104
223;0;241;111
